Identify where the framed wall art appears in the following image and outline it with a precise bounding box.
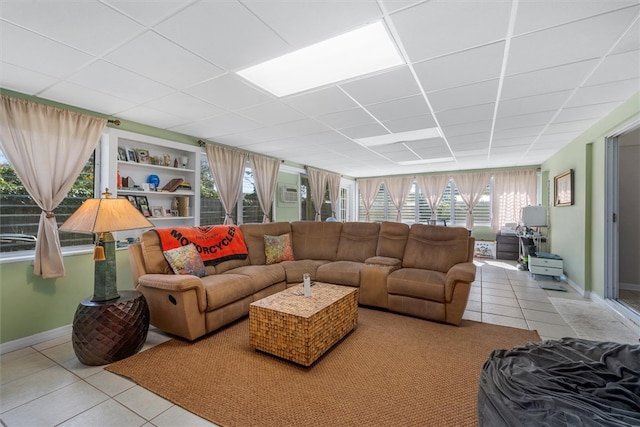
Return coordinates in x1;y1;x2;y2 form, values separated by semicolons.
554;169;574;207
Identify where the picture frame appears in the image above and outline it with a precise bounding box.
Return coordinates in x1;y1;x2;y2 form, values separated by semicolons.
117;146;127;161
554;169;574;207
126;148;137;162
126;195;138;208
150;206;164;217
165;209;172;216
135;196;151;217
135;149;150;164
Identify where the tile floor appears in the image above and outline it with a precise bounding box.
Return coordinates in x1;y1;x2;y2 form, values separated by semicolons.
1;260;639;427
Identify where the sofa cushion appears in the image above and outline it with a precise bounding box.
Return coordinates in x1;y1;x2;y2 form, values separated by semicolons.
140;230;172;275
387;268;446;302
336;222;380;262
202;274;255;311
376;221;410;259
163;243;208;278
317;261;363;287
264;233;294;264
291;221;342;261
402;224;470;272
280;259;330;284
240;222;292;265
225;264;286;293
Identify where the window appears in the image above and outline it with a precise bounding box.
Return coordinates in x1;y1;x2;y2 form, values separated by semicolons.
199;157;267;225
299;175;332;221
0;149;96;253
358;178;492;227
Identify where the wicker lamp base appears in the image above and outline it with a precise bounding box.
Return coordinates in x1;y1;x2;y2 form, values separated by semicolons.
72;290;150;366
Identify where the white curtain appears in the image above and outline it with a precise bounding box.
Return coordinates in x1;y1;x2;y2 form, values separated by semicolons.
307;167;327;221
384;176;415;222
492;169;537;232
0;95;106;278
358;178;381;222
327;172;341;219
249;154;280;223
452;172;491;229
415;174;449;221
205;145;246;225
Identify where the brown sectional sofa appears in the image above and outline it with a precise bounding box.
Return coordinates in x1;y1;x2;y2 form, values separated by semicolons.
128;221;476;340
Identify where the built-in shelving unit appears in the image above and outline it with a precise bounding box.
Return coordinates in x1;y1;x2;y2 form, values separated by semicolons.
105;129;201;241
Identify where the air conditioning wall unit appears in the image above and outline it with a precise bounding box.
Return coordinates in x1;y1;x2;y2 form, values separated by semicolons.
280;186;298;203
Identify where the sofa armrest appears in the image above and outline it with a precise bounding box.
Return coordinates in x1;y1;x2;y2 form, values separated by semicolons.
138;274;207;313
444;262;476;302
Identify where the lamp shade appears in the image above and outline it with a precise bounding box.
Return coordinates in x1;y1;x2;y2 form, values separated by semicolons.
60;193;154;234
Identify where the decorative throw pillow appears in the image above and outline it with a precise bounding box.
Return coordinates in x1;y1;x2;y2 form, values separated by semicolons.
163;243;207;277
264;233;294;264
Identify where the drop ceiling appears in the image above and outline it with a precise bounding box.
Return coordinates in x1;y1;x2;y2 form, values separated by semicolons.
1;0;638;178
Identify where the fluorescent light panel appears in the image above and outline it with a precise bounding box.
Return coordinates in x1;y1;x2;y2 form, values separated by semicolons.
237;21;404;97
355;127;443;147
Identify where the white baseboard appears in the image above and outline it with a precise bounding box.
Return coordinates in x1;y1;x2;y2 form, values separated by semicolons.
0;324;72;355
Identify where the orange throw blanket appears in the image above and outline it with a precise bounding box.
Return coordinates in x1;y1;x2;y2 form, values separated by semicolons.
154;226;248;264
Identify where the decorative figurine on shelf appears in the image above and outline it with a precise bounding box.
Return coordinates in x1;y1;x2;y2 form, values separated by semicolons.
173;158;179;168
171;198;179;212
163;153;171;167
180;156;189;169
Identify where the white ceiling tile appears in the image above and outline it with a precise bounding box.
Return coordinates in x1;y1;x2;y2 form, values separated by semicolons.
382;115;437;133
501;59;599;100
373;148;419;163
441;121;493;138
68;60;174;103
366;95;430;122
545;119;599;134
553;101;624;123
155;1;289;70
185;74;273;111
105;31;224;89
391;0;512;62
39;81;135;115
144;92;226;120
507;7;639;75
1;22;94;79
117;105;189;129
263;119;332;141
2;0;143;55
198;113;263;138
436;103;495;127
103;0;193;26
317;108;375;130
534;131;583;146
0;63;58;95
513;1;638;35
447;132;491;148
584;50;640;86
341;123;389;139
243;0;381;47
381;0;424;14
340;67;419;106
493;125;545;140
284;86;359;116
429;79;499;112
238;101;307;126
611;19;640;55
495;111;556;131
568;79;640;107
497;90;572;117
415;42;505;92
405;139;451;158
492;136;536;148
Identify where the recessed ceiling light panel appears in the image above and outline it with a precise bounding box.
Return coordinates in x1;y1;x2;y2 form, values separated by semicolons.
237;21;405;97
354;127;443;147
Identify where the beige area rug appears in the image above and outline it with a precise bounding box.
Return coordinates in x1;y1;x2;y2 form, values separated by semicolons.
106;308;540;427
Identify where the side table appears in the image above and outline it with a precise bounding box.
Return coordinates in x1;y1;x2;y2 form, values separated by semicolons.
72;290;150;366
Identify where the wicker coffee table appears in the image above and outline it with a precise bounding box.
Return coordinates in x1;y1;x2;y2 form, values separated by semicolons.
249;282;358;366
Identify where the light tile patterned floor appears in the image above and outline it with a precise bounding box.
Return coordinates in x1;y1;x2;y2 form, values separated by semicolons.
1;260;638;426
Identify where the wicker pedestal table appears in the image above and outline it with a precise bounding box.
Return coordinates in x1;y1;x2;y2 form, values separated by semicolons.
249;282;358;366
72;290;150;366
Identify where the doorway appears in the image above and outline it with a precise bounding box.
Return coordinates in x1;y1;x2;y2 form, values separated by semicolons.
605;124;640;322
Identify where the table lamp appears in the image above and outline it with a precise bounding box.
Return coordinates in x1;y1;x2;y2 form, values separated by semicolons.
60;188;154;301
59;188;154;365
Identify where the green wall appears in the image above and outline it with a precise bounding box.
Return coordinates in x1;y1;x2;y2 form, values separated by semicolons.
542;91;640;296
0;250;134;343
